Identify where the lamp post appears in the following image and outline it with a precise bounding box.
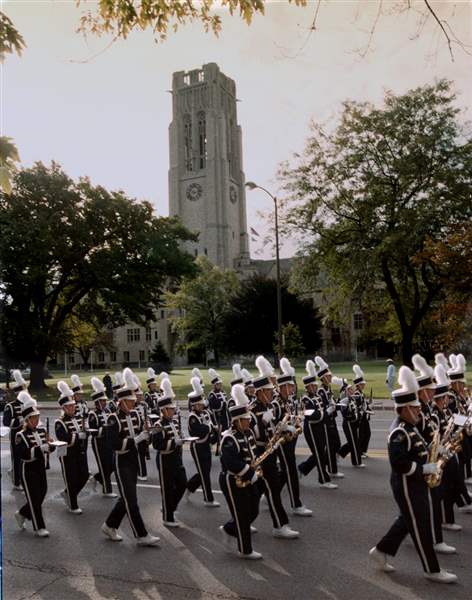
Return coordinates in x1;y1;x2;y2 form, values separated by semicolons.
245;181;283;359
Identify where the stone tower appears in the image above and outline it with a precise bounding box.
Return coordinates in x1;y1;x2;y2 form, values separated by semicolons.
168;63;251;270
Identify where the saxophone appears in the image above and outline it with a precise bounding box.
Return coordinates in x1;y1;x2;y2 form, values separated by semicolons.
426;419;457;488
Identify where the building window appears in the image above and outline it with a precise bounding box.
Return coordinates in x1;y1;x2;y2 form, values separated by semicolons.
331;327;341;346
127;328;140;343
161;310;165;319
98;352;105;362
232;231;235;239
184;114;193;171
110;351;117;362
198;71;204;82
194;248;198;257
204;247;208;255
139;350;145;361
123;351;130;363
353;313;364;330
198;111;207;169
68;352;75;364
145;327;152;342
154;331;159;340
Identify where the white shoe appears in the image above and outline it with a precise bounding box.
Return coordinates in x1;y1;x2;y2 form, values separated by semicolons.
102;492;118;498
319;482;338;489
354;464;366;468
68;508;83;515
442;523;462;531
219;525;234;550
272;525;299;539
35;529;50;538
291;506;312;517
89;475;98;492
368;546;395;572
204;500;220;508
137;475;148;481
238;551;262;560
136;534;160;546
15;511;26;530
250;525;258;533
434;542;456;554
185;489;193;502
12;485;23;492
163;520;181;528
464;477;472;484
331;472;345;479
458;504;472;514
424;569;457;584
60;490;70;508
362;453;368;459
101;523;123;542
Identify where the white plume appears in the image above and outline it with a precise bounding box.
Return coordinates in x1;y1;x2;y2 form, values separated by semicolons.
159;371;170;382
71;374;82;388
160;378;175;398
435;353;449;370
397;366;419;393
434;364;449;387
18;390;33;405
57;381;73;397
352;364;364;379
305;360;317;378
280;357;292;376
12;369;27;387
449;354;457;370
332;376;346;388
91;377;105;393
114;372;123;386
208;368;219;381
191;376;203;396
191;367;203;380
241;368;253;383
314;356;329;372
232;363;243;380
255;355;273;377
232;384;249;407
133;374;142;391
147;367;156;380
457;354;466;372
412;354;434;378
122;368;136;390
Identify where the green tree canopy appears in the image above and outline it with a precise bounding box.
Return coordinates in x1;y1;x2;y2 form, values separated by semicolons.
165;256;240;366
279;80;472;363
0;162;196;388
221;273;321;357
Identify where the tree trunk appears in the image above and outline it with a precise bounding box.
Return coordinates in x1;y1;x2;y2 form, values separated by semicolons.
214;345;220;368
29;359;48;391
400;331;414;367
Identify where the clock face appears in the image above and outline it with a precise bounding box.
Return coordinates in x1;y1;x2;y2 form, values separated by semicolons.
229;186;238;204
186;183;202;201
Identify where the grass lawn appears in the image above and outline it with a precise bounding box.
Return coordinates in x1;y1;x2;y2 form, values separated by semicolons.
8;359;472;405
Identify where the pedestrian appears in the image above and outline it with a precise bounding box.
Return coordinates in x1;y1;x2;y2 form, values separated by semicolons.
386;359;396;394
103;373;113;400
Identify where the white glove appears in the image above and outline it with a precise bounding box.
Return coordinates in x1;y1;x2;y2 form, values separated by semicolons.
134;431;150;444
78;432;87;440
286;425;297;434
250;472;259;485
40;443;50;453
175;438;183;447
262;410;273;425
327;405;336;415
422;462;439;475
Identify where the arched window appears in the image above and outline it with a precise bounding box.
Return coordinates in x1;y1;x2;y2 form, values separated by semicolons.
184;114;193;171
198;111;207;169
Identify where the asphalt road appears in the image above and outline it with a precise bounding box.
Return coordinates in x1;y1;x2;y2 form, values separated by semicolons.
2;412;472;600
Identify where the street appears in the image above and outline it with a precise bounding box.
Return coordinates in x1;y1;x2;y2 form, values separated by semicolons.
2;412;472;600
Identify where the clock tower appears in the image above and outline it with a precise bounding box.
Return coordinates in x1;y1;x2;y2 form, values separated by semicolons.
168;63;251;270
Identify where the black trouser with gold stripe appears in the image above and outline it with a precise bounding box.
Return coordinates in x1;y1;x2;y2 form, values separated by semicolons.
219;471;259;555
20;461;47;531
157;450;187;522
106;450;147;537
257;453;289;529
338;419;361;466
187;442;214;502
299;422;331;484
278;439;302;509
59;447;89;510
376;474;440;574
10;426;22;486
91;436;114;494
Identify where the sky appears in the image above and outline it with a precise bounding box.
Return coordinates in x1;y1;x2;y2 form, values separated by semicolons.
3;1;472;258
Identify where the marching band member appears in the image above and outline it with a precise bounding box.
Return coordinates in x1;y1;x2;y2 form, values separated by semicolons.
14;392;55;537
133;374;150;481
241;369;256;403
337;378;363;467
369;366;457;584
448;354;472;483
219;384;262;559
186;376;220;506
152;377;188;527
71;374;88;420
412;354;456;555
298;361;337;488
207;368;230;455
276;358;312;516
144;367;160;413
354;365;372;458
251;355;299;539
315;356;344;479
55;381;90;514
102;368;159;545
4;370;27;490
88;377;116;498
109;372;123;413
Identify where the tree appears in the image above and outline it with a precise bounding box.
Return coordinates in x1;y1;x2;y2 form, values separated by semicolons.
0;137;20;194
61;312;115;367
0;11;25;62
165;256;240;366
0;162;196;389
274;322;305;359
149;340;172;372
222;274;321;356
279;80;472;364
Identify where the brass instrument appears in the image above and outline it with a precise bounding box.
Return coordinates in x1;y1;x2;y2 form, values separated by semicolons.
426;418;464;488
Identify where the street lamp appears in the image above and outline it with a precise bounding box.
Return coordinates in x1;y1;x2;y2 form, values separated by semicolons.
245;181;283;359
